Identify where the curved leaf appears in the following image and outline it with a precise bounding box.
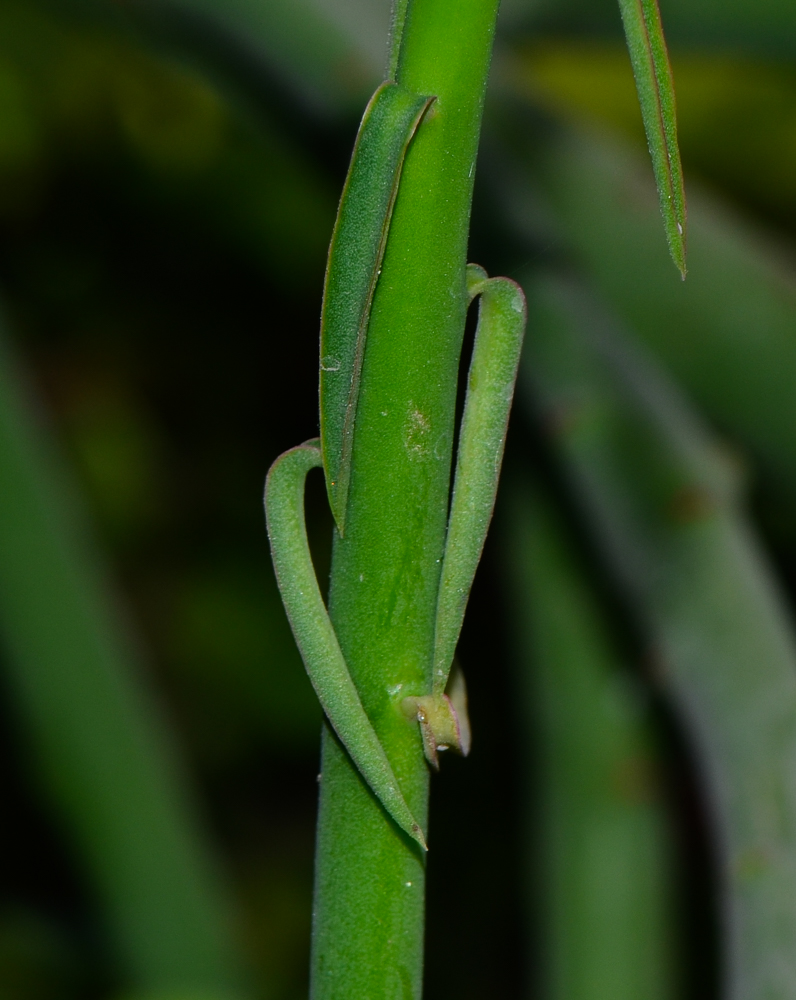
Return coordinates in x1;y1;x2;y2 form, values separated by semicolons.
319;81;434;534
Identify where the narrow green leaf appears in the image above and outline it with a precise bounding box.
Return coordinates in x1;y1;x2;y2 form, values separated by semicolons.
617;0;687;276
319;81;433;535
265;441;427;851
432;265;526;694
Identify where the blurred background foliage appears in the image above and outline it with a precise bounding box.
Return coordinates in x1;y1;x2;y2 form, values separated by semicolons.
2;0;796;999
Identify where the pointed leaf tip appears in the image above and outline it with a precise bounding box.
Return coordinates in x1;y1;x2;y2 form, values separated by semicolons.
618;0;687;276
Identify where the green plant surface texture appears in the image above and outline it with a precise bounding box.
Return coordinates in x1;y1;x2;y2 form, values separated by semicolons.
320;82;434;534
521;270;796;999
505;123;796;507
0;311;245;997
310;0;501;997
506;482;672;1000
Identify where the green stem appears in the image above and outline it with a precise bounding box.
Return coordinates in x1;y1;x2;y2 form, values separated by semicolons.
310;1;499;997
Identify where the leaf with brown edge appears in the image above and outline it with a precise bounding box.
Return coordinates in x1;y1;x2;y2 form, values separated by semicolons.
618;0;687;277
319;82;434;535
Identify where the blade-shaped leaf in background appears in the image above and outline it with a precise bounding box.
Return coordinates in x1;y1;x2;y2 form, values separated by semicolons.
505;480;673;1000
0;306;246;997
616;0;686;276
520;269;796;1000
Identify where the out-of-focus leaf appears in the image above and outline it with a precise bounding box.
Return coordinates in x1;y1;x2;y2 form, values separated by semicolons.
128;0;387;113
505;480;672;1000
0;908;83;1000
521;269;796;1000
494;117;796;508
0;306;246;995
0;4;337;276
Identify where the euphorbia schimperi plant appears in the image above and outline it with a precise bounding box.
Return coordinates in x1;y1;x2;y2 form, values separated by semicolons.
264;0;685;995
